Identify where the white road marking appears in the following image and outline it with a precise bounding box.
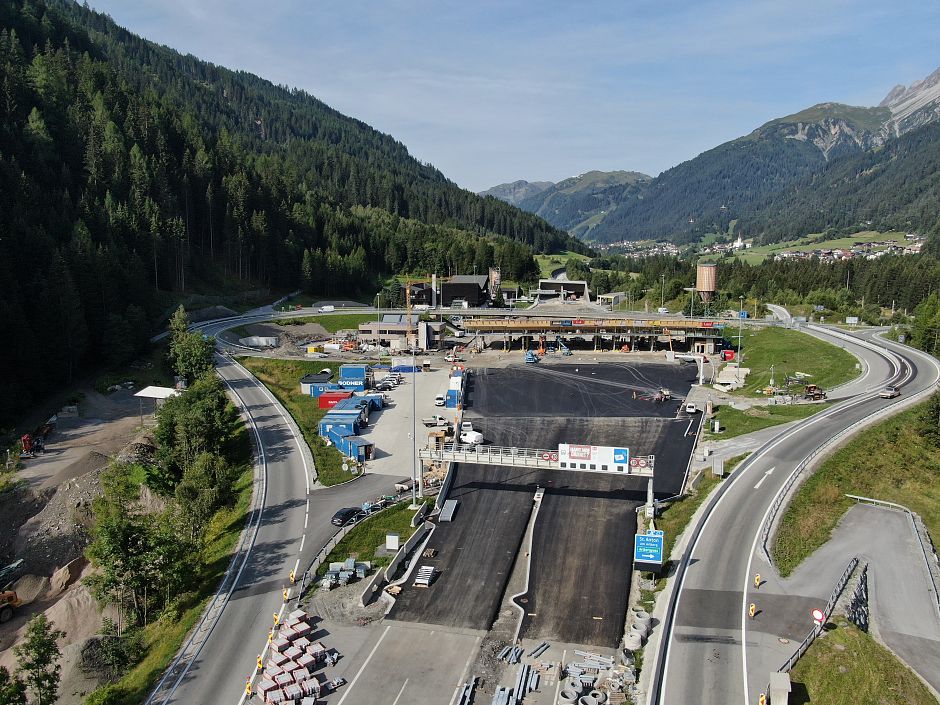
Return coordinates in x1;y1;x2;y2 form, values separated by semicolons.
299;535;305;552
292;558;300;575
752;467;775;490
447;637;482;705
335;625;391;705
390;679;409;705
304;512;308;528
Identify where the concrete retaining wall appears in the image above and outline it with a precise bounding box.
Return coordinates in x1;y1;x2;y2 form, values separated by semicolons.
386;521;432;580
359;566;387;607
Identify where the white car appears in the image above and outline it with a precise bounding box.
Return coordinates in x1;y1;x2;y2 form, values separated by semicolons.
434;394;446;407
459;431;484;446
657;307;669;314
879;385;900;399
685;402;698;414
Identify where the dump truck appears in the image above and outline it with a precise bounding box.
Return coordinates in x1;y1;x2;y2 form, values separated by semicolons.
1;591;22;623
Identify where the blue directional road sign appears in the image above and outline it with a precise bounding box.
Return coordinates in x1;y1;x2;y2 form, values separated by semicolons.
647;529;664;537
634;533;664;564
613;448;629;464
739;310;749;319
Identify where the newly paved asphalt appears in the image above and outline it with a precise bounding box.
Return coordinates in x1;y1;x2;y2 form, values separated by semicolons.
652;327;940;705
150;314;396;705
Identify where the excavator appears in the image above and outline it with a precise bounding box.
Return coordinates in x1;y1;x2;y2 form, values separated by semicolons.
1;590;22;623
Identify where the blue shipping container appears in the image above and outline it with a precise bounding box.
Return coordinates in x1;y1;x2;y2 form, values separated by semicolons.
339;364;370;379
336;378;367;391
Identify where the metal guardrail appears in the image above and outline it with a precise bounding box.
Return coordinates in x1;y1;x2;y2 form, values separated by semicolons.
847;494;940;619
778;556;859;673
758;353;931;563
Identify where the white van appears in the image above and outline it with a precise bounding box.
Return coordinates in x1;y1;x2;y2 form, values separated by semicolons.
657;307;669;314
434;394;446;407
319;305;335;313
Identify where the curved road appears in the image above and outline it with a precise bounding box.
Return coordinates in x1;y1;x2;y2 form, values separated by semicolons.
651;321;940;705
147;310;396;705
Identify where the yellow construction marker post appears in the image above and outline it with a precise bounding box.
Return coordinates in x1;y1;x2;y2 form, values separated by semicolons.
256;654;263;671
268;629;273;645
758;693;766;705
273;612;280;627
245;678;252;696
748;603;757;619
282;587;289;602
289;569;296;585
754;573;761;589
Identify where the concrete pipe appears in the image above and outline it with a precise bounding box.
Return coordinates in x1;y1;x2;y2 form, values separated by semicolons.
630;623;649;640
623;633;643;651
558;689;579;705
578;697;598;705
590;691;608;704
633;609;651;625
563;678;584;694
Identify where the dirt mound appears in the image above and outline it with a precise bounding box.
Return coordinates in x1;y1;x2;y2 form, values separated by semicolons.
14;465;103;575
0;485;49;564
115;433;156;467
44;581;106;646
11;573;49;603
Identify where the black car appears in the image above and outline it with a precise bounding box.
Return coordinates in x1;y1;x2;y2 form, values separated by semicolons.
330;507;361;526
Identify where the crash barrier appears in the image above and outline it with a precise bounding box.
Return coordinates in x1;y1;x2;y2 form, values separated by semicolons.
847;495;940;620
759;371;934;564
777;556;858;674
384;521;433;581
359;567;387;607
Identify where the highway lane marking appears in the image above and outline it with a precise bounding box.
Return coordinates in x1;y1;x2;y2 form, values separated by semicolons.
239;602;288;705
659;346;903;704
739;336;922;705
292;558;300;576
447;637;483;705
299;535;305;552
752;467;775;489
335;625;391;705
304;512;308;528
390;679;409;705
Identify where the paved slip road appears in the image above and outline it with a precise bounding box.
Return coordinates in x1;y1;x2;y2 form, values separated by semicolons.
146;313;395;705
652;325;940;705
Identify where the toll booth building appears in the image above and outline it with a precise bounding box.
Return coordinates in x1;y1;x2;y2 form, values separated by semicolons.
357;316;444;351
441;275;490;307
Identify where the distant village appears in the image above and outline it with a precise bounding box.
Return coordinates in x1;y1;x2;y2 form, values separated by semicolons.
597;232;927;262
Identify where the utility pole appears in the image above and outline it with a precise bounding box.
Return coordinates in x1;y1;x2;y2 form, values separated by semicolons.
411;345;421;506
737;295;745;384
661;273;666;309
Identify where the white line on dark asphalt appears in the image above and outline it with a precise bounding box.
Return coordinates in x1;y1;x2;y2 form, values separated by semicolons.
336;625;391;705
752;467;775;490
390;679;409;705
299;535;305;552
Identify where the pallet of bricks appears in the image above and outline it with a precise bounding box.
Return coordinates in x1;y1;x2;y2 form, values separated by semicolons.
257;609;337;703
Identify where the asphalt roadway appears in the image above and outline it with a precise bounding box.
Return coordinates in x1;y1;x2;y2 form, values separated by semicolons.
652;326;940;705
148;317;397;705
390;364;699;646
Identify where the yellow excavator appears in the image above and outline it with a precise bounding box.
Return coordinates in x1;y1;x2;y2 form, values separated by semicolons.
1;590;22;623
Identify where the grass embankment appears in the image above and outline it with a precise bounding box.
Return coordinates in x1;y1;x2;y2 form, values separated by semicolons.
706;403;829;439
316;500;430;577
94;342;174;395
789;617;937;705
238;358;354;486
534;250;591;279
274;313;376;333
773;400;940;576
734;327;859;396
96;427;254;705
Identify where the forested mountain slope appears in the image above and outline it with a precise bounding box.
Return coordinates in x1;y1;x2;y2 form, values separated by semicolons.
0;0;577;425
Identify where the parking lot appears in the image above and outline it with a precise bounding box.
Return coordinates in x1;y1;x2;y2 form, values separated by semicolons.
357;363;454;477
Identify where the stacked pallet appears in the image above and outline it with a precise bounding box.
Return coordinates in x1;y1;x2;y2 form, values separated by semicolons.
258;610;338;704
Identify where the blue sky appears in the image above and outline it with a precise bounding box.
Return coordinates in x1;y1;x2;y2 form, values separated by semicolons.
89;0;940;192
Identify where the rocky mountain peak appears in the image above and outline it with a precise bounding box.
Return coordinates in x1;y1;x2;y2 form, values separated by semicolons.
879;66;940;137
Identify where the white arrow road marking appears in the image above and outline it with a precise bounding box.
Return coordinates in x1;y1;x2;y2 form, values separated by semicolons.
753;467;775;489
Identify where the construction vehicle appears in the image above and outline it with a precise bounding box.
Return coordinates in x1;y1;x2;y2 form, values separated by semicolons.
557;337;572;356
803;384;827;401
524;351;539;364
1;590;22;623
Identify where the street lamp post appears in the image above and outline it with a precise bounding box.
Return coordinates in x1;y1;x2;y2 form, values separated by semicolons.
737;295;745;383
661;273;666;309
410;345;420;506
